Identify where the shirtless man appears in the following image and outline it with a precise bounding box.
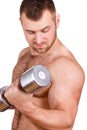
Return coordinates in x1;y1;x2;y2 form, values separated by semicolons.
4;0;85;130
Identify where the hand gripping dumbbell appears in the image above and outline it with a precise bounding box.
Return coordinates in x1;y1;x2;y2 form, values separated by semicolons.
0;65;51;112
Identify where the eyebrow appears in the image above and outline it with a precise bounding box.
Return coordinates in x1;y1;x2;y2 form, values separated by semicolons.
26;26;51;32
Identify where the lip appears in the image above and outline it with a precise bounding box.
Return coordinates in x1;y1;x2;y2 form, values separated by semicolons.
36;44;45;49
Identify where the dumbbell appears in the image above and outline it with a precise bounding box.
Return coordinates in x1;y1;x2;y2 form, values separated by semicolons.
0;65;51;112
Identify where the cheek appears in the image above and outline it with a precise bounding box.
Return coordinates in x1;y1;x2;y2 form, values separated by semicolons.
47;30;56;41
44;31;54;40
24;32;32;43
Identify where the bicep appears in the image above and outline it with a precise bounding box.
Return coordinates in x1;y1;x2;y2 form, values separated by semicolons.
48;59;84;117
48;79;79;122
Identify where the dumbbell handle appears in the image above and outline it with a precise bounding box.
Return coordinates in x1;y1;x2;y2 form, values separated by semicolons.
0;65;51;112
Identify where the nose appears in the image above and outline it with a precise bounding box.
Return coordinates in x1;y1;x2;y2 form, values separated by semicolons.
35;33;43;44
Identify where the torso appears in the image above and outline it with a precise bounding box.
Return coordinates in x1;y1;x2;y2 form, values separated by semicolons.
12;41;76;130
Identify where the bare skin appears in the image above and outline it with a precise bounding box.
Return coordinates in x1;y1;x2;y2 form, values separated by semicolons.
4;10;85;130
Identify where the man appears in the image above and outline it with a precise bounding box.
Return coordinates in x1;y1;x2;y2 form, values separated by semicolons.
4;0;85;130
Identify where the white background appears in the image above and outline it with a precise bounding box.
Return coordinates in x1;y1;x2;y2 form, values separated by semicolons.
0;0;87;129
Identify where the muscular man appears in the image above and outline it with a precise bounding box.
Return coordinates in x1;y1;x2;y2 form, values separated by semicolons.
4;0;85;130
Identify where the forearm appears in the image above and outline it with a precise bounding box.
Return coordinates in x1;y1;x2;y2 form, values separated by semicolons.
19;103;73;130
4;80;75;129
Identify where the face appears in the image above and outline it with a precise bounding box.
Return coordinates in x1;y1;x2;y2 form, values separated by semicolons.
20;10;59;55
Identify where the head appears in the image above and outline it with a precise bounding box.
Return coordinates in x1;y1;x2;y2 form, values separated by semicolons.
20;0;60;55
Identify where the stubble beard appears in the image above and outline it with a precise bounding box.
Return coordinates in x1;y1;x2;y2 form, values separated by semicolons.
31;32;57;55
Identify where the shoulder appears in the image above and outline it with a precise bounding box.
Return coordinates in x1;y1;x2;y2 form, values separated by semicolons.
49;56;85;89
18;47;30;58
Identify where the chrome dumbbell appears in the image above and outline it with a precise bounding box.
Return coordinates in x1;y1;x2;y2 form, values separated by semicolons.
0;65;51;112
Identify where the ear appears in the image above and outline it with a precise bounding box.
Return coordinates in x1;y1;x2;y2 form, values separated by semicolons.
56;13;60;28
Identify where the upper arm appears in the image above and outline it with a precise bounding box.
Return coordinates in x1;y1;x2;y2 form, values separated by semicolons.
48;57;85;119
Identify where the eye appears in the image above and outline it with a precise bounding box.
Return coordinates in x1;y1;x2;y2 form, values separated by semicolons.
42;27;50;33
26;30;35;34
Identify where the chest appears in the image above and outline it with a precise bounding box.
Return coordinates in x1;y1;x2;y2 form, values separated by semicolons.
12;54;52;96
13;54;52;80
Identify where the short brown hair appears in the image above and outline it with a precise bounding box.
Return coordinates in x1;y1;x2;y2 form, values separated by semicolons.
20;0;56;20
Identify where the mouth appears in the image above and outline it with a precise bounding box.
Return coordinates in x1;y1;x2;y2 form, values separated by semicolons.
37;44;44;49
36;43;46;49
